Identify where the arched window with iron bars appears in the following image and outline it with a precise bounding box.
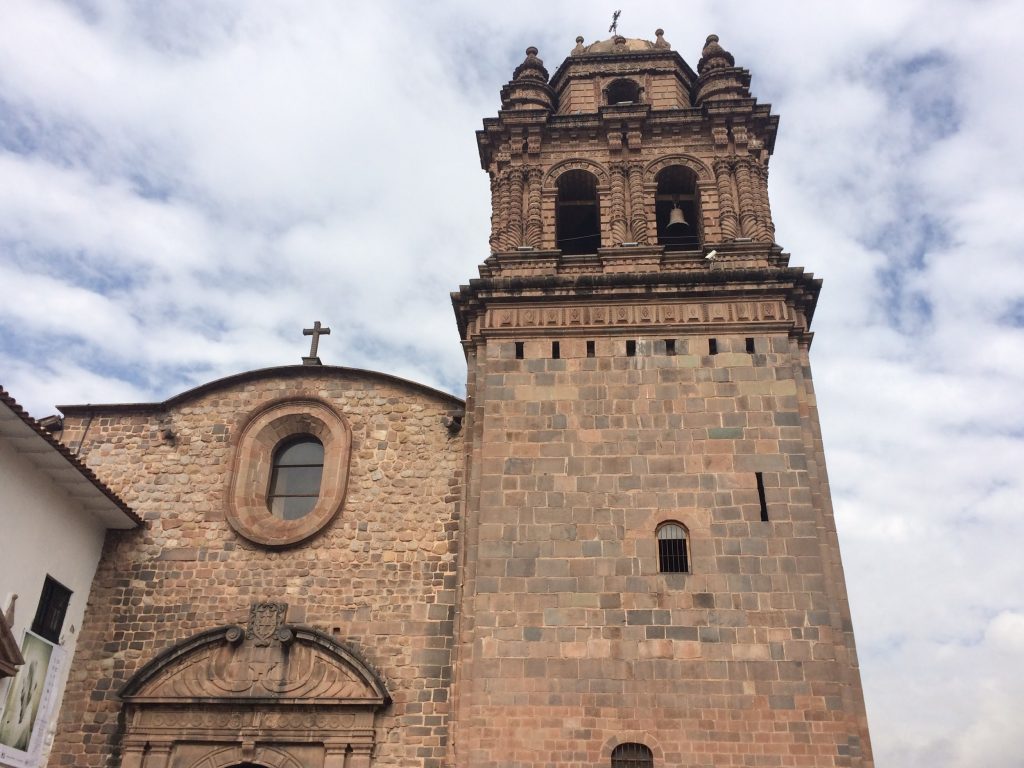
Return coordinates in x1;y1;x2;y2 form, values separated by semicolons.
657;521;690;573
611;742;654;768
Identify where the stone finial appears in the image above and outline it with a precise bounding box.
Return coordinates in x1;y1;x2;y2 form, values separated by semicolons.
612;34;628;53
653;28;670;49
502;46;555;111
513;46;549;82
572;35;586;55
697;33;735;74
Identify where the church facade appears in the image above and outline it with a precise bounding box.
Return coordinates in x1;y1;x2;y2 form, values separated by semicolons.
43;31;872;768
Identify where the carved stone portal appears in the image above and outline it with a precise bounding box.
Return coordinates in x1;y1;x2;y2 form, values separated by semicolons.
117;609;390;768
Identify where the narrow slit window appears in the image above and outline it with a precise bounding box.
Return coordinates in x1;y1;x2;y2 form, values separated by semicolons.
552;341;560;359
586;340;595;358
657;522;689;573
612;743;654;768
746;337;756;354
626;340;637;357
515;341;524;360
708;338;718;355
756;471;769;522
267;436;325;520
31;575;72;644
665;339;676;356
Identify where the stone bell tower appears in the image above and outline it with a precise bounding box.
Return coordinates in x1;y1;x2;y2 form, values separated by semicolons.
451;30;873;768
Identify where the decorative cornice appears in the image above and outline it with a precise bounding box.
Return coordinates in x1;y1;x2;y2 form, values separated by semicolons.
452;264;821;343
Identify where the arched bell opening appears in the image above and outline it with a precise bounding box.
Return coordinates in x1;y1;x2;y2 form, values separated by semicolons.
655;166;700;251
556;170;601;255
606;78;642;105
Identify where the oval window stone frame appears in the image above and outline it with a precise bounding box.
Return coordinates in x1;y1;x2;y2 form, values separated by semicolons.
227;398;351;547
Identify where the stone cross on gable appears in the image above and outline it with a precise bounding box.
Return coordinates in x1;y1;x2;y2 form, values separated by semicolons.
302;321;331;366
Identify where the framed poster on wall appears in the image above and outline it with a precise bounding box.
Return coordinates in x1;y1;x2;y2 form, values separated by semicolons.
0;632;65;768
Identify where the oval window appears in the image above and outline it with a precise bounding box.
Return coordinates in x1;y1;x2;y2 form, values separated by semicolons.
267;436;324;520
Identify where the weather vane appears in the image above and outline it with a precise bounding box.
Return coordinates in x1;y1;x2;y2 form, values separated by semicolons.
609;10;621;35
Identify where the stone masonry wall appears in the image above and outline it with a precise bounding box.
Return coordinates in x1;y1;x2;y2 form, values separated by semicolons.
452;333;869;768
48;370;463;768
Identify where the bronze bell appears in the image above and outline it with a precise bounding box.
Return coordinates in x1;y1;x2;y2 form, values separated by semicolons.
667;204;688;229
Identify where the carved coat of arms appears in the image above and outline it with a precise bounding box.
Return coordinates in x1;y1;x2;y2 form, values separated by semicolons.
247;602;287;647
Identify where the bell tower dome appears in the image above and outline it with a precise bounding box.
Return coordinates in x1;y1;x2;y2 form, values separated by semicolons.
452;30;873;768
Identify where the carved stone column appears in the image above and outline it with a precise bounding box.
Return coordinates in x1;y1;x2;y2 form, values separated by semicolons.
713;158;739;241
142;744;172;768
734;158;758;239
324;746;348;768
488;172;502;253
121;743;146;768
496;169;513;251
608;163;629;245
348;746;373;768
626;163;649;244
755;163;775;242
505;168;525;249
525;167;544;249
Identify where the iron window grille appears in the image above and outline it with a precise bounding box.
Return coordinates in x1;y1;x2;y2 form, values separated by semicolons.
657;522;689;573
611;742;654;768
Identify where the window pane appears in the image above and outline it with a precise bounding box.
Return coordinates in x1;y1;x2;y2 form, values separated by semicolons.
269;465;323;496
31;576;72;644
270;495;318;521
267;434;325;520
657;523;686;540
275;438;324;466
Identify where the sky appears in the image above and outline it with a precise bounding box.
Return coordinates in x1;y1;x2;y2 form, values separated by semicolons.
1;1;1023;765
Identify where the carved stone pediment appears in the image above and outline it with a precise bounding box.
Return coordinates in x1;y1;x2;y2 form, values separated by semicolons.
117;614;389;768
120;623;389;707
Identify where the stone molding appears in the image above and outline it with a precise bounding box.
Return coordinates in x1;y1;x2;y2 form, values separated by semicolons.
543;157;611;188
226;397;351;547
484;298;790;333
644;153;713;184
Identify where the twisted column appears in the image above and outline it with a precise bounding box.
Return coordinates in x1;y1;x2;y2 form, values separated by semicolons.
488;172;502;252
525;168;544;248
713;158;739;241
505;168;525;249
608;163;629;245
755;164;776;242
626;163;649;244
496;170;514;251
734;158;758;239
